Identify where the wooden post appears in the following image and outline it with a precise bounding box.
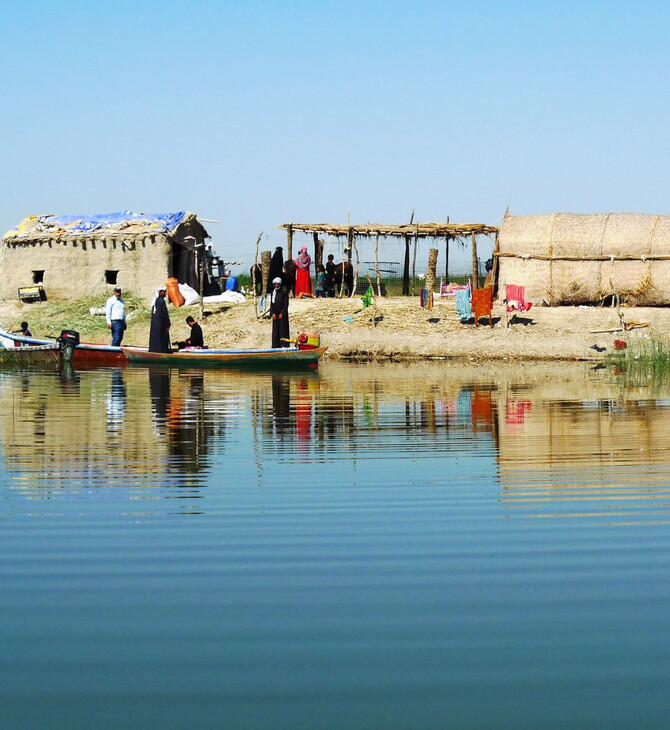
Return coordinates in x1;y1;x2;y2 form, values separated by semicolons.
426;247;438;294
402;235;411;296
346;227;353;262
444;235;450;283
252;231;262;314
198;242;204;320
261;250;271;297
491;231;500;297
472;232;478;289
374;232;381;297
351;234;360;298
313;232;323;268
286;225;293;262
411;227;418;297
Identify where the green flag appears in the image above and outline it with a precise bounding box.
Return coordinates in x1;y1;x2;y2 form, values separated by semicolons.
361;285;373;308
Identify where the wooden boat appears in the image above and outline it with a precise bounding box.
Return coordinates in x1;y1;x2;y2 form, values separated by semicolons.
0;341;61;367
121;345;328;369
0;325;128;366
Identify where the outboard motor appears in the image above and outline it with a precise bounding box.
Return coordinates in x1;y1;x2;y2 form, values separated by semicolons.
58;329;80;362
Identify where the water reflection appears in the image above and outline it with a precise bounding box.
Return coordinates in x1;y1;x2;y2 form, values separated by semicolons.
3;362;670;523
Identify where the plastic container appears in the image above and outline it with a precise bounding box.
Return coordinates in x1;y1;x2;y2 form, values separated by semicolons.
225;276;238;292
166;277;184;307
297;332;320;350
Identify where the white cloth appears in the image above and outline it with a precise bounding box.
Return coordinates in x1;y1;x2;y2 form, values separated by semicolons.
178;282;200;306
202;291;246;304
105;295;126;324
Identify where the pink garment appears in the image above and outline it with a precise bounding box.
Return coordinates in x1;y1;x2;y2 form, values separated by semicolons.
295;246;311;271
506;284;532;312
295;267;312;297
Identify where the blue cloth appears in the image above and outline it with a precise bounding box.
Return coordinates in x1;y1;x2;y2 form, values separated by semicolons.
111;319;125;346
455;289;472;321
33;212;186;234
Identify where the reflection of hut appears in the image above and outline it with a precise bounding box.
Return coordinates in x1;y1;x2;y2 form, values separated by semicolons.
496;212;670;305
497;391;670;522
1;211;210;302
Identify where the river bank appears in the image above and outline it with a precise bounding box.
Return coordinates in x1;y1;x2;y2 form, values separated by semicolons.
1;295;668;361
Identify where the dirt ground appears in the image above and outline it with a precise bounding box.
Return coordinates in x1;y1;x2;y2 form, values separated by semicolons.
2;295;667;361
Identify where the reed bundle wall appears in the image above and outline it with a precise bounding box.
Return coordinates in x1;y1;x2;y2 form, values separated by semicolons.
497;213;670;305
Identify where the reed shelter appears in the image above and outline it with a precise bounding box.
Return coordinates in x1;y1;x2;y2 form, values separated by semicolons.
279;220;499;294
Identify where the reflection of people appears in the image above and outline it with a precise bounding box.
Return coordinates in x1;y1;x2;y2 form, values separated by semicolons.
325;254;336;297
184;316;204;348
149;368;171;427
294;246;312;298
149;286;171;353
270;276;290;348
105;286;127;346
271;375;291;437
106;369;127;434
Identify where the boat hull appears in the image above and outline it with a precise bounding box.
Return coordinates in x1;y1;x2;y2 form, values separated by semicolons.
121;345;327;369
0;327;130;367
0;343;61;368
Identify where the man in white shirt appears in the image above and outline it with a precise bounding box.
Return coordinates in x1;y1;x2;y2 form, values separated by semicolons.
105;286;127;346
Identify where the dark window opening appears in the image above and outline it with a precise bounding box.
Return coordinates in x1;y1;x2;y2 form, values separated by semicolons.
32;270;44;284
105;270;119;285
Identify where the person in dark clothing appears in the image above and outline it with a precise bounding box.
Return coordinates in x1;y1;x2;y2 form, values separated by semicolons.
16;321;32;337
267;246;284;294
270;276;290;348
185;316;204;348
325;254;337;297
149;286;171;353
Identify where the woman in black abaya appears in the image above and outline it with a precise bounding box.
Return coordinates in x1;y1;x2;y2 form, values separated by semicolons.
149;286;171;353
270;276;290;348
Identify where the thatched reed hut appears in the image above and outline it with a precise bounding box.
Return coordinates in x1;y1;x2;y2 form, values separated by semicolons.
1;211;209;302
496;212;670;305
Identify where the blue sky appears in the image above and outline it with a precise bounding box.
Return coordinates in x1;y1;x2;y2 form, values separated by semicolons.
2;0;668;271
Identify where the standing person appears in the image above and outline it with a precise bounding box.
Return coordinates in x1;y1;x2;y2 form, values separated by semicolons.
325;254;336;297
184;316;204;348
149;286;171;353
267;246;284;294
105;286;127;346
294;245;312;298
315;265;326;298
270;277;290;348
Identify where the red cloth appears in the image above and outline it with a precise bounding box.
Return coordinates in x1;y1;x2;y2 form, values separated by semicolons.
295;266;312;297
472;287;493;326
506;284;532;312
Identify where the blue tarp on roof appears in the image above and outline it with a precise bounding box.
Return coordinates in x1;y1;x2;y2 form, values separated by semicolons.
35;211;186;233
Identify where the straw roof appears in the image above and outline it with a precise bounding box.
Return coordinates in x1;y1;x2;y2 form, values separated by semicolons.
497;212;670;305
3;211;208;242
279;222;498;238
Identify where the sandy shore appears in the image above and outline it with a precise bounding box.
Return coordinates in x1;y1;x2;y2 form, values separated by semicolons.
1;295;666;361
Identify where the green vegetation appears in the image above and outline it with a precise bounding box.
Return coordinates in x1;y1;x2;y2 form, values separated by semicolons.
11;294;153;340
608;337;670;384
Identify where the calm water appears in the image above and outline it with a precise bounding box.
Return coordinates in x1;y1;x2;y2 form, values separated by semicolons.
2;361;670;729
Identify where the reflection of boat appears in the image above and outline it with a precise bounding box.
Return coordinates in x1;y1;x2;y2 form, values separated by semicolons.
122;345;328;369
0;325;129;366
